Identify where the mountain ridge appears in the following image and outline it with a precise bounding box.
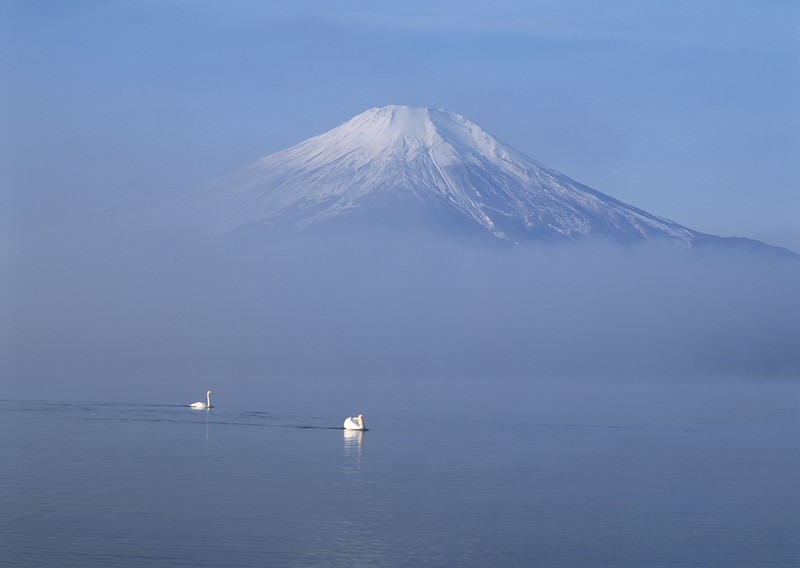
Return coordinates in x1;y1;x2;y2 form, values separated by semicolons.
186;105;794;256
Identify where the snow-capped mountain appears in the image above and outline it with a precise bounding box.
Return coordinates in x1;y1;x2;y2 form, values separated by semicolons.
187;105;755;248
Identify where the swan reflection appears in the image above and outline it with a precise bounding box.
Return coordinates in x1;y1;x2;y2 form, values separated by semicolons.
343;428;364;447
343;428;364;470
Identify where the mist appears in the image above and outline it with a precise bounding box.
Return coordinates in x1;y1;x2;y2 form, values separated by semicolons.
2;215;798;412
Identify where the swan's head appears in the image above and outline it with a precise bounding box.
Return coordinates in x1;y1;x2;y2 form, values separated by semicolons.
207;390;214;395
358;414;364;422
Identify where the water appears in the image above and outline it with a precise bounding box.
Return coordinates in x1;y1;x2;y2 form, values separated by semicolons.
1;380;798;567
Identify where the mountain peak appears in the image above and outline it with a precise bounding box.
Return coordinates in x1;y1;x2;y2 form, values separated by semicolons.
353;105;440;138
318;105;491;160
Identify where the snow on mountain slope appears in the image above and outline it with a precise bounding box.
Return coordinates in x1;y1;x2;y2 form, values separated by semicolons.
189;105;710;245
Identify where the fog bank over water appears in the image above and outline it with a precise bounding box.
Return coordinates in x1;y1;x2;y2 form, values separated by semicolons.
2;219;798;407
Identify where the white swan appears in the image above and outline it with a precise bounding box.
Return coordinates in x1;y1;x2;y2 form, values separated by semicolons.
190;390;214;409
343;414;366;430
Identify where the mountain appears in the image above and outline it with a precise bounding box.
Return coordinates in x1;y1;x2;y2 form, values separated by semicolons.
188;105;791;253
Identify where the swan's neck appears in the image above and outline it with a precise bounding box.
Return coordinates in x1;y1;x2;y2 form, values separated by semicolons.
207;392;212;407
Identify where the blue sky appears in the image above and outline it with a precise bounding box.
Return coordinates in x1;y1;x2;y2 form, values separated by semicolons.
2;0;799;250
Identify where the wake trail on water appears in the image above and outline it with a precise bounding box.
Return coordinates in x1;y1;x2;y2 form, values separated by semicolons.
4;400;351;430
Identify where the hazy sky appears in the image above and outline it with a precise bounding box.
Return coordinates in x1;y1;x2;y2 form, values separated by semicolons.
2;1;799;402
2;0;799;251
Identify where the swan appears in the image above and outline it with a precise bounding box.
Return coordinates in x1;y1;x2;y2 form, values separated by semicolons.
190;390;214;409
343;414;366;430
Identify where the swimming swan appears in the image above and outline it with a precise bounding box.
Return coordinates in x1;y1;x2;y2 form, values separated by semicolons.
190;390;214;409
343;414;366;430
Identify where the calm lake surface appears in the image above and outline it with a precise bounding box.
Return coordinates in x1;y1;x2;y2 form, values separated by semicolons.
1;380;798;567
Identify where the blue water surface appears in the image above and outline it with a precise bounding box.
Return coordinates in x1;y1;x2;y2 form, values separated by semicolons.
1;380;798;567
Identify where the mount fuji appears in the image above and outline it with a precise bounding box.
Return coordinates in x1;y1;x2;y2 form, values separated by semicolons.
188;105;788;253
